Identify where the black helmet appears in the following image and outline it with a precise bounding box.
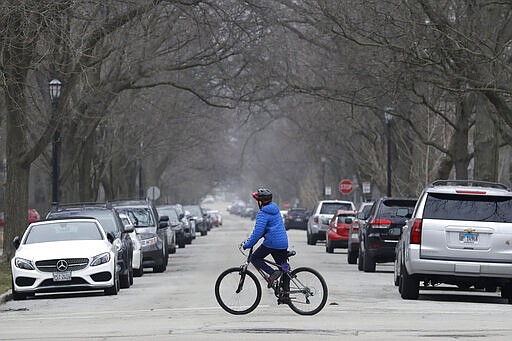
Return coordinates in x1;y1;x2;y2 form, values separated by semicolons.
252;188;272;204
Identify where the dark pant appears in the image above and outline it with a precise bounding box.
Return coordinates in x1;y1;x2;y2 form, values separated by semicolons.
250;244;288;276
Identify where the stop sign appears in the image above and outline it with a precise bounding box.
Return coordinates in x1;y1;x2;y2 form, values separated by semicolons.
339;179;353;194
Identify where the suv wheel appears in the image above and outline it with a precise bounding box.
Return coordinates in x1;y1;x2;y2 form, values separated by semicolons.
133;266;144;277
326;240;334;253
120;270;131;289
357;247;364;271
400;262;419;299
347;248;357;264
363;250;376;272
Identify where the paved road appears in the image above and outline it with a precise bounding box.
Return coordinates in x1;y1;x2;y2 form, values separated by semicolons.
1;202;512;340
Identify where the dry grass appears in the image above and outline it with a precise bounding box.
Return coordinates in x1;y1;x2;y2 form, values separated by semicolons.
0;228;11;294
0;260;11;295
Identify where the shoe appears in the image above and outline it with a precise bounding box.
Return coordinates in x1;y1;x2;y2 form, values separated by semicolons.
267;270;282;288
278;294;291;305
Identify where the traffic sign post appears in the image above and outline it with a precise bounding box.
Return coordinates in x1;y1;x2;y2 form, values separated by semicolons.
147;186;161;201
339;179;353;195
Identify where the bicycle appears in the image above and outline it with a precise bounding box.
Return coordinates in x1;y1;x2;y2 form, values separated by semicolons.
214;245;328;315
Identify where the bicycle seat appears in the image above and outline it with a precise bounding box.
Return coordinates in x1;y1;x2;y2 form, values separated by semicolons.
287;250;296;257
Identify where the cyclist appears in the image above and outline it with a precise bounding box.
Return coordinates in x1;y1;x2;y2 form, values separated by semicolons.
242;188;290;302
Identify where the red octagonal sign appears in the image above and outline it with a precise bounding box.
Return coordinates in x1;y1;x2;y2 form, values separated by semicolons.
339;179;353;194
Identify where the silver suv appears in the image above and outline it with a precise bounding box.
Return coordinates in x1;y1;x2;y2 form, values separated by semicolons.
396;180;512;302
307;200;355;245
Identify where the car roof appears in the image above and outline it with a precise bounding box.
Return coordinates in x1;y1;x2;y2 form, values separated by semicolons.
424;180;512;196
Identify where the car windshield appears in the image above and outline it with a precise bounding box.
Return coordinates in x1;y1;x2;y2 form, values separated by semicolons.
320;203;352;214
25;221;103;244
49;210;118;234
124;208;155;228
158;208;179;222
184;206;202;216
423;193;512;223
337;214;355;222
378;200;416;219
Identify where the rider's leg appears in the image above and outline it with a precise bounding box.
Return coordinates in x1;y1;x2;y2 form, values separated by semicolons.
271;249;290;300
250;244;274;276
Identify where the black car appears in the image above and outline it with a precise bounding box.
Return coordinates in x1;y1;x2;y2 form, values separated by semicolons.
184;205;208;236
46;203;134;289
157;205;186;248
110;200;169;273
284;208;309;230
358;197;417;273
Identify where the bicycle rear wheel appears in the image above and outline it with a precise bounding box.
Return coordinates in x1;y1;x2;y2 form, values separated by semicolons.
286;267;328;315
215;267;262;315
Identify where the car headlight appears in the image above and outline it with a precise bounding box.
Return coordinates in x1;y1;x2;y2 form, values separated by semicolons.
141;236;158;246
15;257;35;270
112;238;123;252
91;252;111;266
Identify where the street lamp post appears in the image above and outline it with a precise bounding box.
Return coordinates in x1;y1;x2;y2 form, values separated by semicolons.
321;156;326;199
385;107;393;197
49;79;62;204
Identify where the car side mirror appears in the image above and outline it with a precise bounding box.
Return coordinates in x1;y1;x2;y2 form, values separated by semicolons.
106;232;115;244
179;213;185;220
123;223;134;233
13;236;20;250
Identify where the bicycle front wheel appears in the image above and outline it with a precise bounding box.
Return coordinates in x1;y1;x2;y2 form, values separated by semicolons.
287;267;328;315
215;267;262;315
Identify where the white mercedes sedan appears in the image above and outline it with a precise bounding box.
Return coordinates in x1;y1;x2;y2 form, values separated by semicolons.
11;218;119;300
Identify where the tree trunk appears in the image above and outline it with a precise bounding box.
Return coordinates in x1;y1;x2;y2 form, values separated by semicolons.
473;96;498;181
2;84;30;260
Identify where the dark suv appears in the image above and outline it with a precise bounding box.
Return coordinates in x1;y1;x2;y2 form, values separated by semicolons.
184;205;208;236
157;205;186;248
110;200;169;273
358;197;417;272
46;203;134;289
284;208;309;230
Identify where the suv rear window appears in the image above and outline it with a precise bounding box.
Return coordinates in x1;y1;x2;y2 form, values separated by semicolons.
423;193;512;223
320;203;352;214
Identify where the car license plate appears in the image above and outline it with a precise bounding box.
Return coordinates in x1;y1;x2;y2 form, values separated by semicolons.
460;232;479;243
53;271;72;282
295;218;302;222
351;233;359;239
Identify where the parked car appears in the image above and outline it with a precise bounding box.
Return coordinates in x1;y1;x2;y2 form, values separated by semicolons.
347;202;374;265
206;209;222;227
284;208;309;230
157;205;187;248
0;208;41;227
47;204;134;289
184;205;208;236
325;210;356;253
168;204;194;244
117;212;144;277
307;200;356;245
11;218;119;300
358;197;417;272
110;200;169;273
396;180;512;302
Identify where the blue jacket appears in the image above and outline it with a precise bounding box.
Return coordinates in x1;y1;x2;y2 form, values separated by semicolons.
243;202;288;250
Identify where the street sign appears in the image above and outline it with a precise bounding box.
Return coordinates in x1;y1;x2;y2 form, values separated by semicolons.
325;186;332;196
362;182;371;194
339;179;353;194
147;186;161;200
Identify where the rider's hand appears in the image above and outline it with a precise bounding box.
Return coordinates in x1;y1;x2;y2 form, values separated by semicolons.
239;241;246;250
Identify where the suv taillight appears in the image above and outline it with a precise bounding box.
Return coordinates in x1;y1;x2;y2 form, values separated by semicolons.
370;219;391;228
410;219;423;244
314;216;319;224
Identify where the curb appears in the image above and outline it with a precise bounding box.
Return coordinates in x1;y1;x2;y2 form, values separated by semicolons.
0;290;12;304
